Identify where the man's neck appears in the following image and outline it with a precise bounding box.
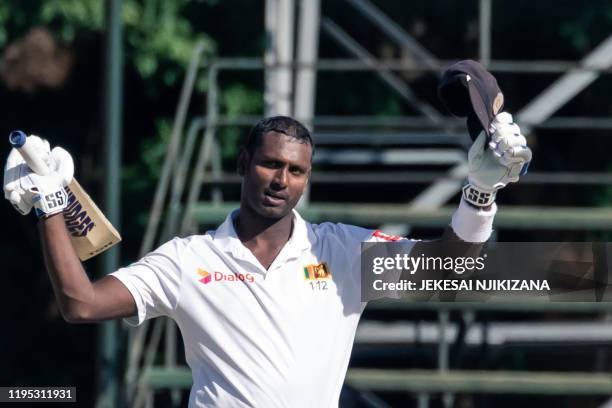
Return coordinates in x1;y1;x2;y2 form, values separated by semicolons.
234;205;294;253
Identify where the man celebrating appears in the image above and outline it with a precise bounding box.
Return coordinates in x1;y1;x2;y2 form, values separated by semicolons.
4;66;531;408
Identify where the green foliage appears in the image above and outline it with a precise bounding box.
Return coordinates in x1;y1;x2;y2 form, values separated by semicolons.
121;118;171;190
219;84;263;167
373;96;401;116
39;0;104;42
221;83;263;118
0;0;218;220
0;3;14;46
560;1;612;52
122;0;215;88
142;118;173;177
0;0;215;91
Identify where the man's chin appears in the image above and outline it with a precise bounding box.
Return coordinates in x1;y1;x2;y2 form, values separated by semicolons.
257;204;292;220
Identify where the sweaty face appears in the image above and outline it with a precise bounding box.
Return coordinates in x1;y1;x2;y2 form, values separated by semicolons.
240;131;312;220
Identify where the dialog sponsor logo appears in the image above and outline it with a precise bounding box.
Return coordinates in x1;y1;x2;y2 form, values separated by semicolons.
197;268;254;284
197;268;212;284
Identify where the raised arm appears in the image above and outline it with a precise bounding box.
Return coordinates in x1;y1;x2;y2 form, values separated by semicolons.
4;136;136;323
412;112;531;257
448;112;530;243
39;213;136;323
410;204;495;263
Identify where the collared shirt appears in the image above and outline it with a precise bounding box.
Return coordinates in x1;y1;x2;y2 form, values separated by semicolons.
111;209;414;408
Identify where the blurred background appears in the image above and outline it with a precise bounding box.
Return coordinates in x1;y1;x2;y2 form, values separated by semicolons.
1;0;612;407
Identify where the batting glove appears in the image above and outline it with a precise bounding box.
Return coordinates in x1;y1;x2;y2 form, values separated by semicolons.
3;136;74;218
464;112;532;208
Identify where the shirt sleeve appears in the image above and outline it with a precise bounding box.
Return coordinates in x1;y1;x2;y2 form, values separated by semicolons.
315;223;417;311
110;238;184;326
365;229;410;243
361;227;418;303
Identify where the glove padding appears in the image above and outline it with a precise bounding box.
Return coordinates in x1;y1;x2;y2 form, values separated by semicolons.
464;112;532;207
3;136;74;217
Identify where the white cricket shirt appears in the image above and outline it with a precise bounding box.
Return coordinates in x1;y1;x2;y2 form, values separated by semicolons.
111;209;414;408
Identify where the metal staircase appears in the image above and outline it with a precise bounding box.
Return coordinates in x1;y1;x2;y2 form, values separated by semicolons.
122;1;612;407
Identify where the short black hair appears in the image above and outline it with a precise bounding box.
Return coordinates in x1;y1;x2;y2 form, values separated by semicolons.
244;116;314;156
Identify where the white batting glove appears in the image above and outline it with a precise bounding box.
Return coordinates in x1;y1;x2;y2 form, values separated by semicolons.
3;136;74;218
463;112;532;207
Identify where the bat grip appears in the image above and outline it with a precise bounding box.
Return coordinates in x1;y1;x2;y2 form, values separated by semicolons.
8;130;51;176
9;130;27;148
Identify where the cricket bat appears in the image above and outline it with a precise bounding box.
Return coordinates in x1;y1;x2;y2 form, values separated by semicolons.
9;130;121;261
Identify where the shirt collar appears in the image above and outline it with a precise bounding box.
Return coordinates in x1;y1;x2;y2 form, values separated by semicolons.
212;208;312;261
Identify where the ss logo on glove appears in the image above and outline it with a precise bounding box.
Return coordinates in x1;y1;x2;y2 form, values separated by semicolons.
463;185;495;207
32;188;67;218
43;190;66;209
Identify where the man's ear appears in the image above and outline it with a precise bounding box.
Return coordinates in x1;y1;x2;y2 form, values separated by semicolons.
237;148;249;176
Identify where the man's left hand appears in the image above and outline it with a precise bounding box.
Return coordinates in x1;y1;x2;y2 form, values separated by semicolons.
463;112;532;208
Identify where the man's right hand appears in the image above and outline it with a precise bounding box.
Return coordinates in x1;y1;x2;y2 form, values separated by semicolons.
3;135;136;324
3;136;74;218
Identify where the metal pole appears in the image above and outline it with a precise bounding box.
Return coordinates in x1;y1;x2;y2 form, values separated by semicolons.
438;310;453;408
417;393;430;408
180;65;219;234
347;0;439;70
321;18;443;125
98;0;123;407
294;0;320;127
294;0;320;208
479;0;491;67
165;319;179;407
438;310;449;371
517;34;612;129
264;0;278;115
277;0;295;115
138;42;206;256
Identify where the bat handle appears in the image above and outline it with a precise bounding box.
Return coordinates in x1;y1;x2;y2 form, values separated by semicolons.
8;130;51;176
9;130;27;148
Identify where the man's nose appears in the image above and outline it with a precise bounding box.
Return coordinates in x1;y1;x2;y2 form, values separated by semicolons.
271;167;288;188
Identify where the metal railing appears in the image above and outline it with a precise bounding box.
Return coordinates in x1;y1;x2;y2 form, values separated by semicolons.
125;48;612;407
